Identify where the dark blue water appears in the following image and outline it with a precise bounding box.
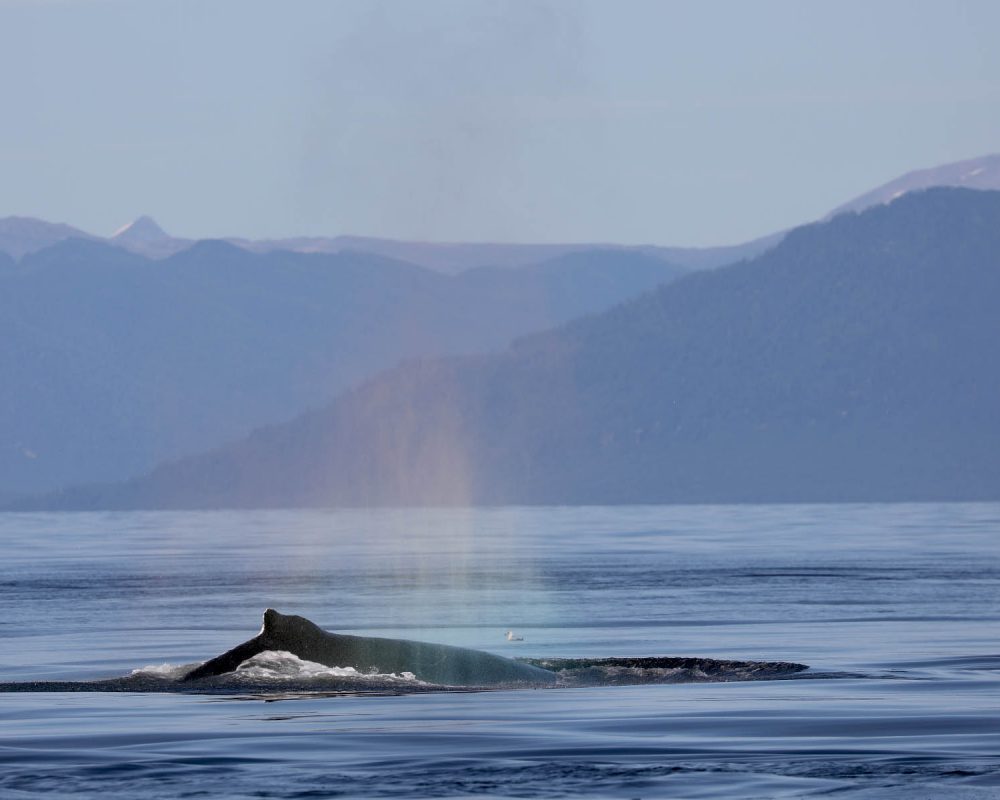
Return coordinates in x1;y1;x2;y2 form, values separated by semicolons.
2;504;999;797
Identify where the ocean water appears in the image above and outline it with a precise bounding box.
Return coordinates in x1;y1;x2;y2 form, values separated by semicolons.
1;504;998;798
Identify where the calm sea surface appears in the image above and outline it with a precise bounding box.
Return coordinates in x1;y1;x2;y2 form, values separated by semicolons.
1;504;999;798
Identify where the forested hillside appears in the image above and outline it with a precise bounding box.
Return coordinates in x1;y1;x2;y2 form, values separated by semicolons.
33;188;1000;509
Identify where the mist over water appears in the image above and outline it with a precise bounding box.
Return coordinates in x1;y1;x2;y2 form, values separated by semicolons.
1;504;999;797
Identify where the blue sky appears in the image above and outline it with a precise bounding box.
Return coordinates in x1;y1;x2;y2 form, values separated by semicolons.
1;0;997;245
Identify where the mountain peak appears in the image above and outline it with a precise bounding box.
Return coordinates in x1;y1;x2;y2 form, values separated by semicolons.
112;215;169;243
829;153;1000;218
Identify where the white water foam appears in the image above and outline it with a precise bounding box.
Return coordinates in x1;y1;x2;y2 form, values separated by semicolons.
133;650;424;685
130;662;192;680
128;652;423;684
233;651;423;683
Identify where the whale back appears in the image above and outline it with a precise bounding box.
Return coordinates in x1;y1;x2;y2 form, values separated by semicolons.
261;609;556;687
179;609;556;686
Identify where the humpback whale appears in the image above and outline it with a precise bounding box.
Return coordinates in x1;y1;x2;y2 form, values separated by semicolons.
182;609;559;687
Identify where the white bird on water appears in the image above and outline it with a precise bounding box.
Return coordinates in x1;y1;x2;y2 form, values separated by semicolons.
505;630;523;641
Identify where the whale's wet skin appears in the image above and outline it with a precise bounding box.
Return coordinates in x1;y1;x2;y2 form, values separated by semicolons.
2;505;999;798
183;608;561;687
0;608;808;694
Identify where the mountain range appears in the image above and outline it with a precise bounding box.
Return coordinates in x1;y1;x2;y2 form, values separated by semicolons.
28;187;1000;509
3;154;1000;506
3;153;998;272
0;242;684;496
0;215;773;274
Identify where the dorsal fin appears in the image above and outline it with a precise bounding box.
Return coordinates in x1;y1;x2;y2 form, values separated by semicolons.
262;608;281;633
181;615;271;682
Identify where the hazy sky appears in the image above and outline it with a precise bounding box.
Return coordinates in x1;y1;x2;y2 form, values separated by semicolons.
1;0;998;245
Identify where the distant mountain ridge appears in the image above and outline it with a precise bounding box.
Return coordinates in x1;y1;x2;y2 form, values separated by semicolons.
3;153;997;271
0;216;777;273
0;240;686;495
0;216;96;259
232;233;782;274
828;153;1000;217
36;187;999;509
